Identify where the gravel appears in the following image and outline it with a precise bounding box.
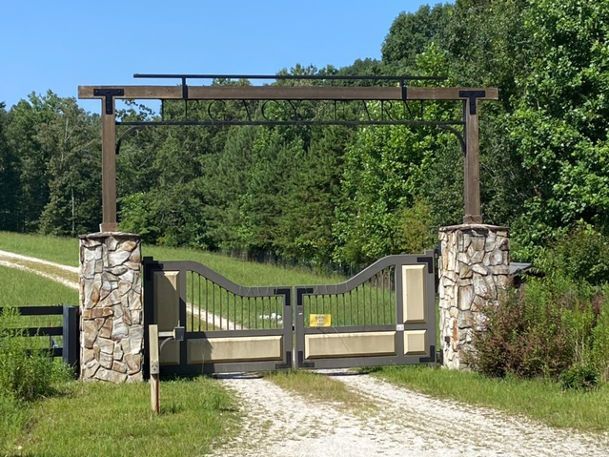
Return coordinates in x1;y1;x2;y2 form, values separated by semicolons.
211;370;609;457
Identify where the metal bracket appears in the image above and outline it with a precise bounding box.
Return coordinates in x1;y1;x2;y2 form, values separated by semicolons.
275;351;292;369
458;90;486;115
418;345;436;363
416;256;434;274
297;350;315;368
93;88;125;115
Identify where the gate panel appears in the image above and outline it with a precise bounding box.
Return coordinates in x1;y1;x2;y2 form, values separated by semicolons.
295;253;436;369
143;258;292;375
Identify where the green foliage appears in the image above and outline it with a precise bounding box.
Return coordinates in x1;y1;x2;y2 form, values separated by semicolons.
560;363;599;391
0;307;70;402
536;223;609;286
473;273;609;382
4;0;609;275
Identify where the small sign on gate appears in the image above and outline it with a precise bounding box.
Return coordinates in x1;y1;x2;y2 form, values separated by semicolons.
309;314;331;327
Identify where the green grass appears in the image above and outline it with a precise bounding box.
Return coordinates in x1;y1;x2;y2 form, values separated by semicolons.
0;231;340;286
12;377;238;457
0;265;77;343
375;365;609;433
0;232;400;330
266;370;374;413
0;265;77;307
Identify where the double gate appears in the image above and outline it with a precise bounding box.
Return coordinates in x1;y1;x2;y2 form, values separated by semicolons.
143;253;435;376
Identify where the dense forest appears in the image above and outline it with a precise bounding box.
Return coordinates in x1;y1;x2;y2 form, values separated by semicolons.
1;0;608;270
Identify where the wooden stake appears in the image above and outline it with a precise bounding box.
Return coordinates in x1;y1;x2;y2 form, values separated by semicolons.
148;324;160;414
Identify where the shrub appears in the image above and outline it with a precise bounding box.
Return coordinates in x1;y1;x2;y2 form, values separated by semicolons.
472;274;607;381
537;223;609;286
591;289;609;382
560;364;599;391
0;307;71;402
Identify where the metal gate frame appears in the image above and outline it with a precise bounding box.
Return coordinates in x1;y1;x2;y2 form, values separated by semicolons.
294;254;436;369
143;258;293;376
143;253;436;376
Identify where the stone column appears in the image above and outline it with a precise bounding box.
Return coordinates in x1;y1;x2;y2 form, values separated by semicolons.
79;232;143;382
439;224;510;370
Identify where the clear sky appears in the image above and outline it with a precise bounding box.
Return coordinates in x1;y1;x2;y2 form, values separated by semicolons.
1;1;434;112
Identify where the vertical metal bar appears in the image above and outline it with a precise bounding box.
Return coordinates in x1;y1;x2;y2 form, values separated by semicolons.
349;289;353;326
218;284;222;330
204;278;208;331
212;280;215;330
62;306;79;376
374;270;383;325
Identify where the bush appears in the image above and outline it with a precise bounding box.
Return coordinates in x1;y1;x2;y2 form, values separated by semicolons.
560;364;599;390
472;274;608;382
0;307;71;402
537;223;609;286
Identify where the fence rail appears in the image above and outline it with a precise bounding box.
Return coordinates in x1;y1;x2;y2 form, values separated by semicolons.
0;305;80;375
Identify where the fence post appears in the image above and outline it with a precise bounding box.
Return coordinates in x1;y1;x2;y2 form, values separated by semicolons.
62;306;80;375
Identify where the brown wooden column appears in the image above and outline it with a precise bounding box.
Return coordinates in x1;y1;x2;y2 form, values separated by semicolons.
100;97;117;232
463;97;482;224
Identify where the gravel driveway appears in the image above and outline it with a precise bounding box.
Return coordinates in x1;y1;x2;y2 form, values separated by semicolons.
2;250;607;456
212;370;609;457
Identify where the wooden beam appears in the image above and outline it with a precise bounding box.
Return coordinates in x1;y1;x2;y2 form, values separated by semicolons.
100;104;117;232
79;85;499;102
463;98;482;224
406;87;499;101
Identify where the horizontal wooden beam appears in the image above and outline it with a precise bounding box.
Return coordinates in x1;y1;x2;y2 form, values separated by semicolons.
79;85;499;102
407;87;499;100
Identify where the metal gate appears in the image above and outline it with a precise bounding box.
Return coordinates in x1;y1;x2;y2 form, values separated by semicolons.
143;258;292;375
143;253;435;376
295;253;436;369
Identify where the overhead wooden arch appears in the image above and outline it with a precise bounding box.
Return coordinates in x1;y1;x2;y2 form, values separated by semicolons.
79;73;498;232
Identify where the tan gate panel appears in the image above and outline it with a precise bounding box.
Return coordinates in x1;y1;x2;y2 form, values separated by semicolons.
187;335;283;364
402;265;426;323
404;330;427;354
305;331;396;359
153;271;180;365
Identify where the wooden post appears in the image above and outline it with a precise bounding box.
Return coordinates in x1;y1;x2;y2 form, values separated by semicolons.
100;97;118;233
148;324;160;414
463;98;482;224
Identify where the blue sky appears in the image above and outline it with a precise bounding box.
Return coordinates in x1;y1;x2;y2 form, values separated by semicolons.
1;1;434;112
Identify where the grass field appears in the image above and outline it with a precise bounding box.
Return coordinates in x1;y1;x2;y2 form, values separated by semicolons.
375;365;609;433
0;231;340;286
0;231;399;330
16;378;238;457
0;267;239;457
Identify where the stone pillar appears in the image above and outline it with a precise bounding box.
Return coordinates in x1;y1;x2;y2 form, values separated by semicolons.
79;232;143;382
439;224;510;370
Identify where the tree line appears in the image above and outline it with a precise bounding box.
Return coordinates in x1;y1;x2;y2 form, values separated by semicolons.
1;0;608;271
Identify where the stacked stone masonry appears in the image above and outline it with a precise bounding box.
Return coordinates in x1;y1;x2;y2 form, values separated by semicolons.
439;224;511;370
79;233;143;383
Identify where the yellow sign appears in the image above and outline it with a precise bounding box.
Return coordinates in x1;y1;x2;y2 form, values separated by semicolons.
309;314;332;327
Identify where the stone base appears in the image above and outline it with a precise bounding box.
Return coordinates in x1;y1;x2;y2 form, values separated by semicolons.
439;224;510;370
79;232;143;382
